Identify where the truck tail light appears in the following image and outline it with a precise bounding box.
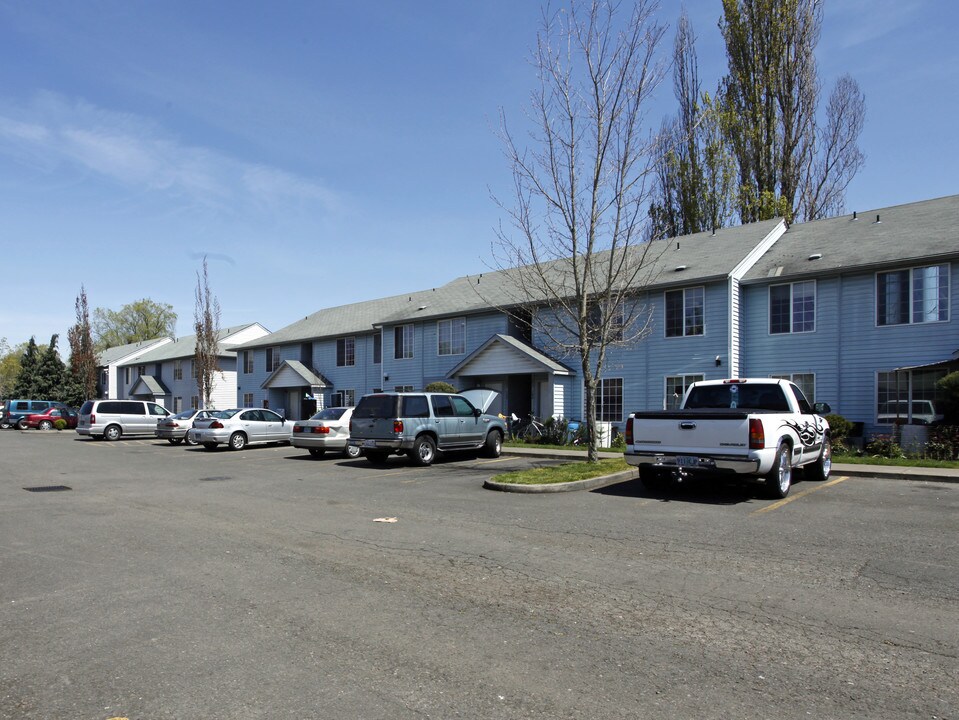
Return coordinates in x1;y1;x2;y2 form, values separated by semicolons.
625;417;633;445
393;420;404;434
749;418;765;449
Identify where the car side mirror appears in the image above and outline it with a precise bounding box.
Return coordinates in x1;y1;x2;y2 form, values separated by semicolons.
474;408;482;418
813;402;831;415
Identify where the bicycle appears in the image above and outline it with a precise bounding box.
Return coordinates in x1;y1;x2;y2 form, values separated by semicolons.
513;414;546;441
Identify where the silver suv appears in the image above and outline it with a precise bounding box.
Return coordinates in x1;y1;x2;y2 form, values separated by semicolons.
77;399;170;440
348;389;507;466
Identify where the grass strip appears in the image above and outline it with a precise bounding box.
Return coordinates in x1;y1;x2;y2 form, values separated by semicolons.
493;458;631;485
832;454;959;469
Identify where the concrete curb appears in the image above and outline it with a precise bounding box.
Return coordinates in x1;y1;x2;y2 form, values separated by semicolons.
484;469;637;493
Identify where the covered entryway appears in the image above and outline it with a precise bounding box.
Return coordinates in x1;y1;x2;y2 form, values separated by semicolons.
261;360;331;421
448;334;574;420
128;375;171;409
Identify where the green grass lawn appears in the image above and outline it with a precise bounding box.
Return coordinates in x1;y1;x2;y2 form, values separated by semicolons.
832;453;959;469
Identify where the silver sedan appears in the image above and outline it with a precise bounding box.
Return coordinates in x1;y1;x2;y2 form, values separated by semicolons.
292;407;360;459
156;409;214;445
189;408;293;451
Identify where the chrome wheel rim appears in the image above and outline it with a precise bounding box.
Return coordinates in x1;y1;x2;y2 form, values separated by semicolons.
777;446;791;494
418;442;434;463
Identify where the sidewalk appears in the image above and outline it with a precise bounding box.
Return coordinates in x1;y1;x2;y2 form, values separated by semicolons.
500;446;959;484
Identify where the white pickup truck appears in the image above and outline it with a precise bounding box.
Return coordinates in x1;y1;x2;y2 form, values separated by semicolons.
624;378;832;498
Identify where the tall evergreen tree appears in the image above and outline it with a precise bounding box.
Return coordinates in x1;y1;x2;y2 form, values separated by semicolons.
11;337;41;398
67;286;99;404
33;335;68;400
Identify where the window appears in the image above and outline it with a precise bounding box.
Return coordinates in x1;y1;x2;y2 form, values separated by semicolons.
243;351;253;374
173;360;183;381
262;399;270;409
243;393;253;406
665;287;704;337
595;378;623;422
877;368;946;424
394;385;414;393
174;396;183;412
137;365;146;378
394;325;413;359
191;396;199;410
372;333;382;364
437;317;466;356
331;390;355;407
771;373;815;404
266;347;280;372
431;395;454;417
665;374;704;410
191;361;198;379
124;367;131;384
770;281;815;334
877;264;949;326
588;301;626;341
336;337;355;367
399;395;430;417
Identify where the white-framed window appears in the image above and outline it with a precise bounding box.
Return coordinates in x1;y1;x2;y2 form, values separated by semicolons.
437;317;466;356
266;347;280;372
665;374;704;410
173;360;183;381
394;325;414;360
665;287;704;337
173;396;183;412
877;264;949;326
394;385;414;393
770;280;815;334
262;398;270;409
191;395;199;410
877;368;946;424
595;378;624;422
191;361;198;379
336;337;356;367
588;301;626;341
243;351;253;374
243;393;254;406
771;373;815;403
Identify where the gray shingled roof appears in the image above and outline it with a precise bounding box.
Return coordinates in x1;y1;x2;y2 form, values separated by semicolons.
237;219;782;346
96;338;169;366
130;375;169;396
117;324;258;365
742;195;959;283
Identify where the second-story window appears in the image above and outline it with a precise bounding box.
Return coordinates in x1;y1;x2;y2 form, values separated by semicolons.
877;264;949;326
437;317;466;356
336;337;356;367
266;347;280;372
243;351;253;374
173;360;183;380
394;325;413;360
770;281;815;334
665;287;704;337
372;333;382;364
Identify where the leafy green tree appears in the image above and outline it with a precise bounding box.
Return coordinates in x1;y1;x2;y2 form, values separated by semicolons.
0;338;18;399
93;299;176;350
67;286;98;405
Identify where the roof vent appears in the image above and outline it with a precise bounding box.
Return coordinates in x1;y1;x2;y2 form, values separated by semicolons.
417;305;428;311
852;211;857;220
876;214;881;223
674;265;687;272
808;253;822;261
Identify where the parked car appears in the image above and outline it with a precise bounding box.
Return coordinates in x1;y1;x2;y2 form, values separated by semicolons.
877;399;943;425
23;406;79;430
156;409;215;445
347;389;507;466
188;408;293;451
77;399;171;440
292;407;360;459
2;399;69;430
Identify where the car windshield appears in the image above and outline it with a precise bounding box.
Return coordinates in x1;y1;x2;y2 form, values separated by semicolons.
310;408;346;421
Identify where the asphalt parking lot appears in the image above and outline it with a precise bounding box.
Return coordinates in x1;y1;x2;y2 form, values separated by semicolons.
1;430;957;719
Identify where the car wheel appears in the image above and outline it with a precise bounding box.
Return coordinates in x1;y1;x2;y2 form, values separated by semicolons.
0;421;11;430
806;436;832;482
411;435;436;466
639;467;669;492
765;442;792;498
481;430;503;458
309;448;325;458
366;451;390;465
203;442;218;451
16;418;28;430
104;425;122;441
184;435;198;446
168;438;184;445
343;444;362;459
228;432;247;451
38;420;54;431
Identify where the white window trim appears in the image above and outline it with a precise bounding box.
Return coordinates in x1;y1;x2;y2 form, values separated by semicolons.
664;374;705;410
770;372;815;403
768;280;817;335
394;324;414;360
875;263;951;328
437;317;466;356
595;377;624;423
337;337;356;367
664;286;706;339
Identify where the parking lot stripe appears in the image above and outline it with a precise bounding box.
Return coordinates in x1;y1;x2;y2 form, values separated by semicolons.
750;475;850;515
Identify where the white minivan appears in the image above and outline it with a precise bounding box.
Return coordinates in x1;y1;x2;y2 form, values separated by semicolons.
77;399;171;440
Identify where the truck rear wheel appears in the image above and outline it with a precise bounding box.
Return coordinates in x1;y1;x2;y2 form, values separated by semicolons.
765;443;792;498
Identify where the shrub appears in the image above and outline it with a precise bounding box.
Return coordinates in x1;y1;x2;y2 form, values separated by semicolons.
825;413;852;444
864;434;904;459
53;419;67;431
424;381;456;393
926;424;959;460
608;434;626;451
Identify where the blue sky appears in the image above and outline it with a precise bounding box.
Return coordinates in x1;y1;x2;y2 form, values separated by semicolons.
1;0;956;351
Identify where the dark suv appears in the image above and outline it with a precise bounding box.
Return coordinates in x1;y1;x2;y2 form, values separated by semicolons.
348;389;507;466
2;399;69;430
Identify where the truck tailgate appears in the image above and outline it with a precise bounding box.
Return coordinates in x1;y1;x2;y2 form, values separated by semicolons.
629;410;751;456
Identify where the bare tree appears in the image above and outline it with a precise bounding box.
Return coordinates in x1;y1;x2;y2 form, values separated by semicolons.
193;257;222;409
493;0;668;462
67;285;98;404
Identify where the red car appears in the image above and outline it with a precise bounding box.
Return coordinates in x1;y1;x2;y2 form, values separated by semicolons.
24;406;79;430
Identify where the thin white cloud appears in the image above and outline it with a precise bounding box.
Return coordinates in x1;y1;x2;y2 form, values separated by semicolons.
825;0;923;49
0;91;341;215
